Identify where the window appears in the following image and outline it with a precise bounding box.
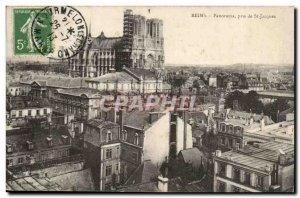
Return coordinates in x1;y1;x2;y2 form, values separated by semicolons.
18;157;23;164
218;163;226;177
7;159;13;166
232;186;240;192
19;111;22;117
115;164;119;172
244;172;251;185
106;149;112;159
257;176;264;188
106;165;112;176
228;139;233;148
11;110;16;118
116;147;120;156
6;144;12;153
217;181;226;192
28;110;32;116
43;109;47;115
134;133;139;145
104;183;111;190
132;153;138;163
122;130;127;141
233;168;240;182
107;131;112;142
37;109;40;116
221;137;225;145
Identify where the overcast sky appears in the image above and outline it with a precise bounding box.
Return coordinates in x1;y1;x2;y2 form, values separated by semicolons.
7;6;294;65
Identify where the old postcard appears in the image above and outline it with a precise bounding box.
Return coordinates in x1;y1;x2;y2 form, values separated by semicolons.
6;6;294;193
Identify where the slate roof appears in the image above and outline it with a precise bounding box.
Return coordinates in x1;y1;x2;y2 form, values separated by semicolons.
123;109;165;130
126;68;158;80
179;148;203;170
9;98;51;110
87;71;138;83
90;37;122;49
7;176;62;191
50;168;95;191
216;151;274;173
125;160;160;185
87;119;119;129
6;125;70;154
239;141;294;163
56;88;104;98
22;76;88;88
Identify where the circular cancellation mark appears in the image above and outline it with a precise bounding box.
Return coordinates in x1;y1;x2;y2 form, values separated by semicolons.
31;6;88;60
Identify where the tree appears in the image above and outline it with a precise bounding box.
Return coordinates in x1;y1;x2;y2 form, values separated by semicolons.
224;90;245;110
224;90;264;113
244;91;264;114
263;99;290;122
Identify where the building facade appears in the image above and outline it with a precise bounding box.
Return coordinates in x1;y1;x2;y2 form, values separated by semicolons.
68;9;164;78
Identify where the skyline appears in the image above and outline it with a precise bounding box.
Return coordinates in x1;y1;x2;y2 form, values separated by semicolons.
6;6;294;65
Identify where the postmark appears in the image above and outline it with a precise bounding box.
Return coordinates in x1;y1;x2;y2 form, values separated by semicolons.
14;8;52;55
31;6;88;60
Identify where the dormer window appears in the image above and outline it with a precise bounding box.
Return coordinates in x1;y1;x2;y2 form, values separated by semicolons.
107;131;112;142
26;141;34;150
61;135;69;145
6;144;12;153
46;136;53;147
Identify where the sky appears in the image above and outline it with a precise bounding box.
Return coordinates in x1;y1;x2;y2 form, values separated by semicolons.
6;6;294;65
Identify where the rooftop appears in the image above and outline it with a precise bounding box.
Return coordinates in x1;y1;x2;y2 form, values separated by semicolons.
90;36;122;49
8;98;51;110
179;148;203;169
21;76;88;88
125;160;160;185
216;151;274;173
7;176;61;191
56;88;104;98
87;71;138;83
49;168;95;191
7;125;70;154
87;119;119;129
239;141;294;163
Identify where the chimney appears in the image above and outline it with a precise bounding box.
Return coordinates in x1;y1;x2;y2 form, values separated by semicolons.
80;122;84;134
235;143;240;151
149;112;159;124
260;118;265;131
71;122;74;132
119;109;124;132
157;175;168;192
183;110;187;150
215;150;222;157
249;117;253;125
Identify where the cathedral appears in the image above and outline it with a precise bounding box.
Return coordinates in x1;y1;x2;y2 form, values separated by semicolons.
68;9;164;78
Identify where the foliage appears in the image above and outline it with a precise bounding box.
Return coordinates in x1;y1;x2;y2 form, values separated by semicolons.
224;90;264;114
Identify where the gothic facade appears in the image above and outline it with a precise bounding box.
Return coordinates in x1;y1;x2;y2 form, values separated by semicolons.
68;9;164;78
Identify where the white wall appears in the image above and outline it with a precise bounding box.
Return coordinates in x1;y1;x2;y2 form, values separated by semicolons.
143;112;170;166
176;117;193;154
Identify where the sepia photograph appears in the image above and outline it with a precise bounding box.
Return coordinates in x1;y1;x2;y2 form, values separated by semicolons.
5;5;295;193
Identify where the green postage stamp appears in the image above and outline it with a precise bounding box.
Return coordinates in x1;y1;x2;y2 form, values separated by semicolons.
13;8;52;55
13;7;87;59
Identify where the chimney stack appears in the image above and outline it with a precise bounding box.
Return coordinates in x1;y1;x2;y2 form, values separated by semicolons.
157;175;168;192
260;118;265;131
215;150;222;157
119;108;124;132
